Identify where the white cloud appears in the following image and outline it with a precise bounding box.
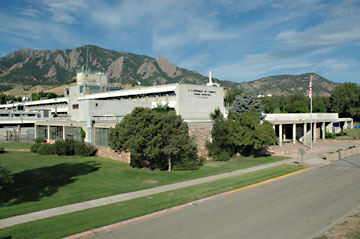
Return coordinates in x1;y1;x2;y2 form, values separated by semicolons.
39;0;88;24
86;0;241;52
269;63;313;71
212;53;360;83
277;20;360;48
179;53;212;69
0;13;82;48
276;0;360;48
315;59;360;83
19;7;43;18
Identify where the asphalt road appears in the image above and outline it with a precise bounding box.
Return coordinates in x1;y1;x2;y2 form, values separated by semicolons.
89;156;360;239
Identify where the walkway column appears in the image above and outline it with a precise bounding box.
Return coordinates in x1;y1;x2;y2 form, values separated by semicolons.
322;122;325;139
351;120;354;129
303;123;307;145
313;122;317;143
293;123;296;144
329;122;333;133
34;125;37;139
62;126;66;140
47;125;50;141
279;124;283;146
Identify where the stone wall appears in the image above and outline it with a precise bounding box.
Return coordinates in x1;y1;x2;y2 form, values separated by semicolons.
96;146;130;163
96;127;212;162
188;127;212;159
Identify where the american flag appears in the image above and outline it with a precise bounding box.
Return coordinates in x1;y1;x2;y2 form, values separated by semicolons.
308;78;312;99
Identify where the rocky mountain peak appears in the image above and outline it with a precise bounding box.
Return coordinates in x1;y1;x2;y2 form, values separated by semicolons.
156;56;181;78
0;45;339;97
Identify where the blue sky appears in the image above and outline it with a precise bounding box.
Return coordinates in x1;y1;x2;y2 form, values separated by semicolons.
0;0;359;83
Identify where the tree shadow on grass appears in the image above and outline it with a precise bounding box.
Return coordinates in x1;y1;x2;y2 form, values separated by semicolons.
0;161;100;206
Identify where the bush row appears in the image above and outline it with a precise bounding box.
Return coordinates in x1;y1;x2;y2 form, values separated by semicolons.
31;138;97;157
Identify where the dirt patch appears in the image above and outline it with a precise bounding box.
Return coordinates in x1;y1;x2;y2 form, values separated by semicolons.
5;148;31;152
204;161;225;167
143;179;159;184
316;211;360;239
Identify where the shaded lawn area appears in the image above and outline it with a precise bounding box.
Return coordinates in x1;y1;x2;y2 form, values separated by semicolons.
0;141;33;149
0;164;305;239
0;151;288;219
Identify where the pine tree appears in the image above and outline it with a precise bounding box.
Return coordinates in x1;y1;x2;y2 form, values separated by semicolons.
231;93;264;119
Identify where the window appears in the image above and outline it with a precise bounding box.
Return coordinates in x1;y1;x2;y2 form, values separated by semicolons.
49;126;63;140
89;86;100;94
66;88;70;95
64;127;82;141
36;126;48;139
95;128;109;146
80;86;83;93
72;104;79;109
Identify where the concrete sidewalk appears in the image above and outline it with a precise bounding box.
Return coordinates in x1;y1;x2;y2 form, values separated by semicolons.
271;139;360;168
0;159;293;229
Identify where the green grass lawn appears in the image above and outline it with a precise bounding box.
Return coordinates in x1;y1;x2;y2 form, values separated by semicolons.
0;151;288;219
0;141;33;149
0;164;305;239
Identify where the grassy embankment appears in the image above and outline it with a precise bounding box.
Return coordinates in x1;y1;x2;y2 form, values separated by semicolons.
0;141;33;149
0;164;305;239
0;149;289;219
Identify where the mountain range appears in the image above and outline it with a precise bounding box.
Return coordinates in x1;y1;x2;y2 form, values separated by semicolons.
0;45;338;96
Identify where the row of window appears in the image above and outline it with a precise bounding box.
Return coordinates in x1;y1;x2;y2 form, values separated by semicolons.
36;126;109;147
101;91;176;101
37;126;81;141
80;86;102;94
66;86;124;96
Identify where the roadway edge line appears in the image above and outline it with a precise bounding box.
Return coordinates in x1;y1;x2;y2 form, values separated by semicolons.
65;167;310;239
227;168;310;194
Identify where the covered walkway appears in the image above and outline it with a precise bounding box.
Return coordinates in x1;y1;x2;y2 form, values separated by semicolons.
265;113;353;146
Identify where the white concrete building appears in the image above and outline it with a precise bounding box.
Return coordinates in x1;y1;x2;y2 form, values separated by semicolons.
0;71;217;157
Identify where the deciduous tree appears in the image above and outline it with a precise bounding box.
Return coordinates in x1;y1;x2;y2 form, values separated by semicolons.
109;107;201;171
207;108;278;159
330;83;360;121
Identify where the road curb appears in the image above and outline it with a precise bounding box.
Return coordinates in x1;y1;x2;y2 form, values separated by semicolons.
65;167;309;239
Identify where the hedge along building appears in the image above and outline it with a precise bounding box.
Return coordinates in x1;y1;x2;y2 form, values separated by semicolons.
33;71;225;159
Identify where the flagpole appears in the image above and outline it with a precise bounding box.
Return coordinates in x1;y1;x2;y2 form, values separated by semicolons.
310;75;313;150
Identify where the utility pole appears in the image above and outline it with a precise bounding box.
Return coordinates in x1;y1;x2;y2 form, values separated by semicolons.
309;75;313;150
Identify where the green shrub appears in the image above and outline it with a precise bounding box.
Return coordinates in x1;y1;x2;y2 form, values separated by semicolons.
54;139;76;156
38;143;57;155
172;157;203;171
34;137;47;144
80;128;86;142
30;143;42;153
325;131;336;139
0;147;4;154
74;142;97;157
213;151;231;161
